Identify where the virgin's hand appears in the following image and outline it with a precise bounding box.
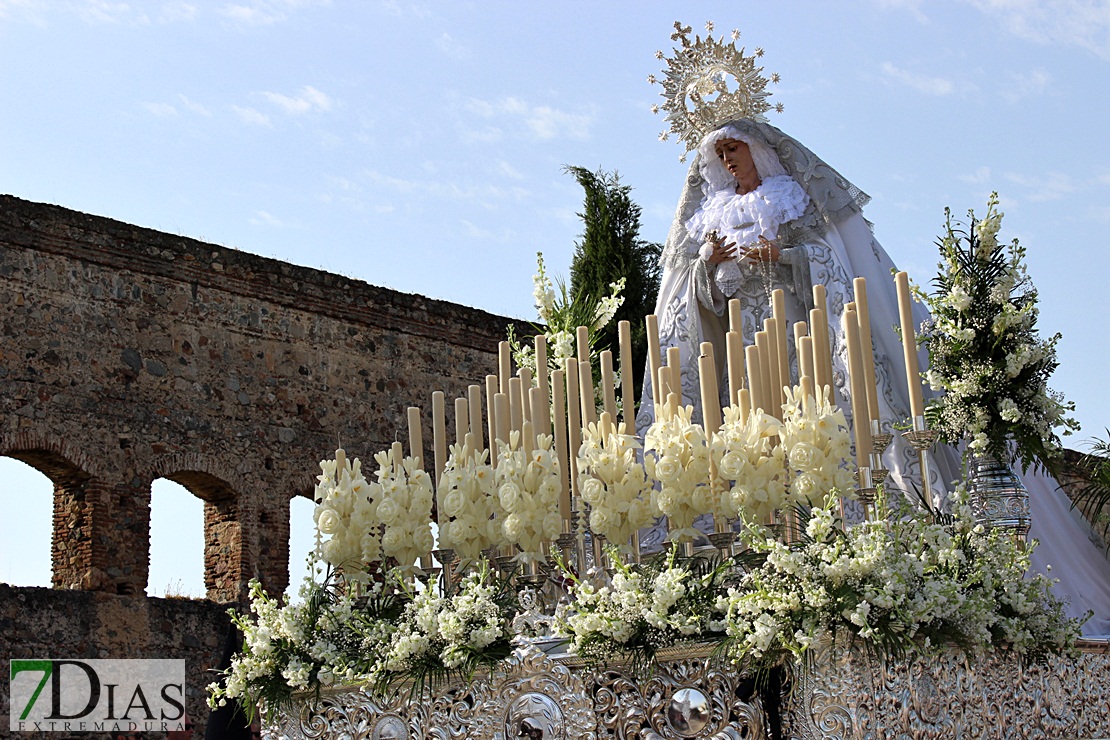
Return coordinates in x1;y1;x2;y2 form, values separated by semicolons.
708;240;737;265
742;237;780;263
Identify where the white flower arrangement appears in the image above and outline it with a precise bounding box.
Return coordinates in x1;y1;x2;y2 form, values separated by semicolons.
494;431;563;563
717;487;1084;669
312;451;380;581
436;442;500;564
576;420;655;550
371;447;435;573
554;548;731;666
711;405;787;522
507;252;626;414
643;404;716;541
381;563;511;681
778;386;855;508
920;193;1078;470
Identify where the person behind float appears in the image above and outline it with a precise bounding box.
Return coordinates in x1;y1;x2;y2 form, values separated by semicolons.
635;22;1110;634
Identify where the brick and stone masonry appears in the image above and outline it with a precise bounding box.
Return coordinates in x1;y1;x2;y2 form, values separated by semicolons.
0;194;529;736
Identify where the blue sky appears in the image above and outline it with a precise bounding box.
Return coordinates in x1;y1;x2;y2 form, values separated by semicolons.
2;0;1109;597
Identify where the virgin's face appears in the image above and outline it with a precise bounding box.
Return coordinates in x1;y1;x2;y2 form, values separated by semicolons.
714;138;757;183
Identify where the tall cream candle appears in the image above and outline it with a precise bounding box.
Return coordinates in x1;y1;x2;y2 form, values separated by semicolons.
530;385;549;439
521;419;534;458
798;336;815;391
793;321;808;390
646;314;662;407
618;320;634;429
508;376;523;434
494;392;510;448
468;384;484;452
895;271;926;419
535;333;549;409
812;283;834;394
842;305;873;467
551;368;571;521
738;387;751;425
746;344;765;415
407;406;423;469
772;290;791;406
728;298;743;334
809;307;829;397
665;346;682;412
519;367;533;425
853;277;880;425
432;391;446;480
498;340;512;395
565;358;582;501
485;375;499;466
600;349;617;421
726;330;745;407
454;397;469;448
697;344;722;436
755;330;772;418
764;317;781;415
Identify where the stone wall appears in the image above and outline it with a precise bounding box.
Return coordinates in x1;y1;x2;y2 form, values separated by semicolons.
0;583;232;738
0;193;535;737
0;194;524;602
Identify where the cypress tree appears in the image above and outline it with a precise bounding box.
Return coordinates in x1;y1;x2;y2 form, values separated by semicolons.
565;166;662;400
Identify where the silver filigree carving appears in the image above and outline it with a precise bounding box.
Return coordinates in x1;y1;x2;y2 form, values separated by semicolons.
782;638;1110;739
265;639;1109;740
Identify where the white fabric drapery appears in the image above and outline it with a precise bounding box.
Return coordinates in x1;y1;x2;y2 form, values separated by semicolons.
636;119;1110;636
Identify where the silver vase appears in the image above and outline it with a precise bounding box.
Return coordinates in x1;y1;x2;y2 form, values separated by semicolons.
966;454;1030;539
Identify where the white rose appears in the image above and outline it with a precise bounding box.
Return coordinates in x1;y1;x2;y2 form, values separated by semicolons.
377;497;401;526
315;507;342;536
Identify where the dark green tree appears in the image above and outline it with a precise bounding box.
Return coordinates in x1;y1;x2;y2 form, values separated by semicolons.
565;166;663;401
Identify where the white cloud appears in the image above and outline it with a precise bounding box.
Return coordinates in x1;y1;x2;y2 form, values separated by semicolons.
231;105;272;127
959;166;993;184
177;94;211;116
879;61;955;95
966;0;1110;61
1005;171;1077;201
249;210;284;227
1000;67;1051;103
143;101;178;117
435;32;468;60
0;0;45;21
465;97;593;141
260;85;333;114
77;0;135;24
497;160;525;180
362;168;529;206
874;0;930;23
159;2;197;22
459;219;493;239
218;0;330;26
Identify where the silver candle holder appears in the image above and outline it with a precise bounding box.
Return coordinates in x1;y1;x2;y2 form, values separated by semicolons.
869;419;893;488
856;466;876;510
902;415;940;515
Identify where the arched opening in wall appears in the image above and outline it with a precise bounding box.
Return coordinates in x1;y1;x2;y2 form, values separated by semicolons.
162;470;244;602
287;492;317;600
0;457;54;587
148;478;205;599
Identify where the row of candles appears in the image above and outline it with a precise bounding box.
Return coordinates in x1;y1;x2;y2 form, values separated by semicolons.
391;271;931;537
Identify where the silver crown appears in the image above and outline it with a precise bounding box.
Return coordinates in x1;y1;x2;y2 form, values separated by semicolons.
650;21;783;159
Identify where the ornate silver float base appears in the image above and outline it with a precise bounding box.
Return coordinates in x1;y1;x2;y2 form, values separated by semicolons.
267;640;1110;740
266;642;763;739
783;638;1110;739
966;454;1031;538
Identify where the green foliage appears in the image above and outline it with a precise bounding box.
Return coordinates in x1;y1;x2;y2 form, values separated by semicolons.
565;166;662;400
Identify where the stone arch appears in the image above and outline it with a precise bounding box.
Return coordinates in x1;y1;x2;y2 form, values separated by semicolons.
0;431;119;592
149;454;253;603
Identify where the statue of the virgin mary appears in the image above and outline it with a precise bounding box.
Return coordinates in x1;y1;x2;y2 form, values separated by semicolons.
637;22;1110;635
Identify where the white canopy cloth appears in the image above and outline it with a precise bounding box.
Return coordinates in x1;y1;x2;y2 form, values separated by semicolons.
635;119;1110;635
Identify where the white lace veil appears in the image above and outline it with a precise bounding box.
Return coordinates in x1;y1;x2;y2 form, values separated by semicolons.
695;124;788;197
